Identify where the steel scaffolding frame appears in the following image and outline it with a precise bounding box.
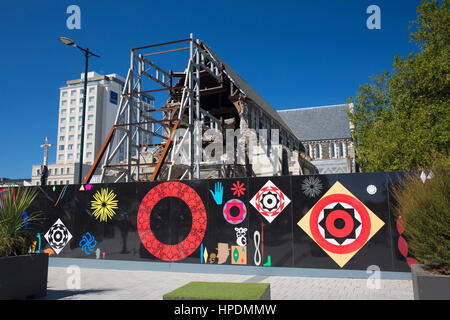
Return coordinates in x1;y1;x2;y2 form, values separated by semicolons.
84;33;224;184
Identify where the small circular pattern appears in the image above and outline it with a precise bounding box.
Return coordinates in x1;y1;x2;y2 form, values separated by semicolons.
47;224;70;250
223;199;247;224
367;185;377;195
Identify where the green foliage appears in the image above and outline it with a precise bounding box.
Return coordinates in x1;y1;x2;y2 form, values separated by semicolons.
392;155;450;267
163;282;270;300
348;0;449;172
0;187;42;257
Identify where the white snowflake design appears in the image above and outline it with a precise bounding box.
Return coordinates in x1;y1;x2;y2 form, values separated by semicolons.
301;176;323;198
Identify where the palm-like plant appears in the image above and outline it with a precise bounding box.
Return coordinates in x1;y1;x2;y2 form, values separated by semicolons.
0;186;42;257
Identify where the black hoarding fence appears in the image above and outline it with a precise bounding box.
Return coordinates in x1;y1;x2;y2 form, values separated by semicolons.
25;172;417;272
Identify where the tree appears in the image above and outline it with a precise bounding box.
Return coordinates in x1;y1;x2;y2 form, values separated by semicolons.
348;0;449;172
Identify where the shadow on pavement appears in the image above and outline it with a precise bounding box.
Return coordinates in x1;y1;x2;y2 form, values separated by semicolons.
36;288;116;300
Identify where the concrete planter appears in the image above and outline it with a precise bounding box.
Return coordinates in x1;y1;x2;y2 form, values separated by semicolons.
411;264;450;300
0;253;48;300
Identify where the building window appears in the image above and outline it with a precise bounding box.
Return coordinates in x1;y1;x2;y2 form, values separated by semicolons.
71;90;76;96
87;124;93;130
68;144;73;150
62;91;68;97
69;135;74;141
339;143;344;157
87;133;93;139
59;145;64;151
330;143;336;158
60;118;66;124
70;117;75;123
61;109;66;115
68;154;73;160
86;152;92;158
69;126;74;131
88;96;95;103
87;143;92;149
61;100;67;106
36;169;40;175
70;99;76;105
88;105;94;112
59;136;65;141
315;145;321;159
70;108;75;114
60;127;65;132
58;154;64;160
87;115;94;121
89;87;95;94
67;168;70;174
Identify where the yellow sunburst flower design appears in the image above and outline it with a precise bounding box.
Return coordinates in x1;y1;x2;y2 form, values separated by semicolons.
90;188;119;222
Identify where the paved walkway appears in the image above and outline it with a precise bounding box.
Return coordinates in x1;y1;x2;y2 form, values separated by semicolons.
40;264;413;300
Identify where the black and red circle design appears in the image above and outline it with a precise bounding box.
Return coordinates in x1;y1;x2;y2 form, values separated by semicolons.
309;193;371;254
137;182;207;261
254;185;286;218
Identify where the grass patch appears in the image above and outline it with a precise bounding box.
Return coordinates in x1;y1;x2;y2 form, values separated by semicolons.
163;281;270;300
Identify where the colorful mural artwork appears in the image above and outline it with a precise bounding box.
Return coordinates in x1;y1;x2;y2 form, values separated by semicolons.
253;231;261;266
235;227;247;246
301;176;323;198
24;172;415;272
90;188;119;222
231;181;246;197
216;243;230;264
396;217;420;267
231;245;247;265
209;182;224;205
0;187;15;208
208;253;217;264
44;218;73;254
297;181;385;267
54;185;68;207
43;248;55;256
223;199;247;224
250;180;291;223
137;181;207;261
79;232;97;255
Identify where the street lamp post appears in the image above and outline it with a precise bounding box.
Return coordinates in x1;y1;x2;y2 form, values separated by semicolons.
59;37;100;185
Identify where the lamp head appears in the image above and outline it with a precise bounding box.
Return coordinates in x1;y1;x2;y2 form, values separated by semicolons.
59;37;76;47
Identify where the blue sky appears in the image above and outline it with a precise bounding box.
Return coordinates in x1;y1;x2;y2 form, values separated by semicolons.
0;0;421;178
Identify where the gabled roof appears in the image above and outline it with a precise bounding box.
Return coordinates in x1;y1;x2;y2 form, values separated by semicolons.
277;104;352;141
201;42;297;138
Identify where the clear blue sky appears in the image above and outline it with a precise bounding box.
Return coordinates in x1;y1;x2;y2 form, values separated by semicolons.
0;0;421;178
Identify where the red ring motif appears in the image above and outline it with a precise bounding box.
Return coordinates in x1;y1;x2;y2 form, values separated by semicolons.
309;193;371;254
255;186;285;216
325;210;354;239
137;182;207;261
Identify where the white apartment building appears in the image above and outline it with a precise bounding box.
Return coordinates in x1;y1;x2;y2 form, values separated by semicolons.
31;71;154;185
